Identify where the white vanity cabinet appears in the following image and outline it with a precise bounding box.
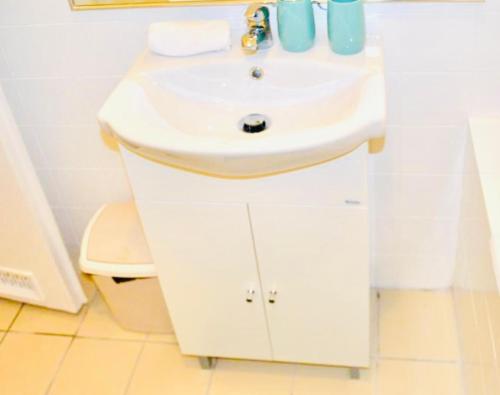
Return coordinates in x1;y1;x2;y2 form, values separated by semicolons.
136;201;273;361
250;205;369;367
120;143;370;368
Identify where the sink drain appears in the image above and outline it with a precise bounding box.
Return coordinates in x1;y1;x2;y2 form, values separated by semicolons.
250;66;264;80
238;114;270;134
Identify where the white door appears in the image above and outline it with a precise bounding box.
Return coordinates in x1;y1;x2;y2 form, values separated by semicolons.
250;204;370;367
0;87;85;312
136;201;272;360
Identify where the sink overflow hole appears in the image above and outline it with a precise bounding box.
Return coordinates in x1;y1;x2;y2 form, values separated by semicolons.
239;114;270;134
250;67;264;80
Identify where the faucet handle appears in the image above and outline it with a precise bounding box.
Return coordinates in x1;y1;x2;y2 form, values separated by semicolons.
245;4;269;23
241;33;258;52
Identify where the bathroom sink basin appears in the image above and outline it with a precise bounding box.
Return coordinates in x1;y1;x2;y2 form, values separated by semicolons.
99;44;385;178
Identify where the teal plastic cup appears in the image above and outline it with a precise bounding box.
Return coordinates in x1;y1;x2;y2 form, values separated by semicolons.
327;0;365;55
277;0;316;52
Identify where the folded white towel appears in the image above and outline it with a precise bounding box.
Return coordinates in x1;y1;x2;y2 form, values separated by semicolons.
148;20;231;57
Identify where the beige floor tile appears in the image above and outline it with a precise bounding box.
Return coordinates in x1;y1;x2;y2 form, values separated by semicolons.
11;303;87;335
379;290;459;361
127;343;211;395
210;359;294;395
0;297;22;330
377;360;462;395
146;332;178;344
462;363;484;395
454;288;481;364
0;333;71;395
293;364;374;395
49;338;142;395
486;292;500;366
78;294;147;340
474;292;497;368
481;363;500;395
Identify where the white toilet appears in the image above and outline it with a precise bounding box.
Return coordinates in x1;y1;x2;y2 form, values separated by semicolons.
80;201;174;334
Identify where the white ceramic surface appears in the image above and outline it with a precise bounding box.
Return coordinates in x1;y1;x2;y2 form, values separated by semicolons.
469;117;500;290
99;44;385;178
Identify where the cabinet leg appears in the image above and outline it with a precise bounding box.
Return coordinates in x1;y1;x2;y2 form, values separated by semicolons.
198;356;217;370
349;368;360;380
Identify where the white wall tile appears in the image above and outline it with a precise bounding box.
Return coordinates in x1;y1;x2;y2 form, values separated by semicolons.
0;25;69;78
397;174;462;218
368;125;399;174
0;45;10;79
382;13;476;73
36;169;63;207
6;77;119;125
65;22;147;77
374;253;454;289
18;126;47;168
371;169;463;288
473;12;500;71
373;218;400;254
51;208;78;247
372;174;399;218
0;0;73;26
3;79;75;125
396;72;470;126
383;73;404;125
398;125;466;174
373;173;462;219
68;208;97;246
481;0;500;12
0;79;24;121
370;125;467;175
367;2;480;17
399;219;458;257
33;123;123;169
53;169;115;210
71;77;121;123
375;218;458;256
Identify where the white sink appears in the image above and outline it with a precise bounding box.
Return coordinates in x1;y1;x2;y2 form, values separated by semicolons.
99;43;385;178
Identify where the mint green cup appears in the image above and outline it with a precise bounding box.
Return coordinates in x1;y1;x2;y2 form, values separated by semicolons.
327;0;365;55
277;0;316;52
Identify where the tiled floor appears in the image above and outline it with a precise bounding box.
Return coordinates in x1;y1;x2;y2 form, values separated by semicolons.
0;285;464;395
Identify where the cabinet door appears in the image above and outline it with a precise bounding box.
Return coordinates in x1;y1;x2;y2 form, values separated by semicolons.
136;201;272;361
250;204;370;367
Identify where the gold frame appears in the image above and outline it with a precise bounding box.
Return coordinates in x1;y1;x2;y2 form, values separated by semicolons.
69;0;270;9
69;0;482;10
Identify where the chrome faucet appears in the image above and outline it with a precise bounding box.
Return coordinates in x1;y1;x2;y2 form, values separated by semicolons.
241;4;273;54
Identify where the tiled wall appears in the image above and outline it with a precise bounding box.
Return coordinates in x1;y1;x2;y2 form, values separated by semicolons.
453;132;500;394
369;1;500;288
1;0;500;288
0;1;247;259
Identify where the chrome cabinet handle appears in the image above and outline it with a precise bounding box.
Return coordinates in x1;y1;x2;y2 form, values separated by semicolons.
246;289;255;303
268;290;277;304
